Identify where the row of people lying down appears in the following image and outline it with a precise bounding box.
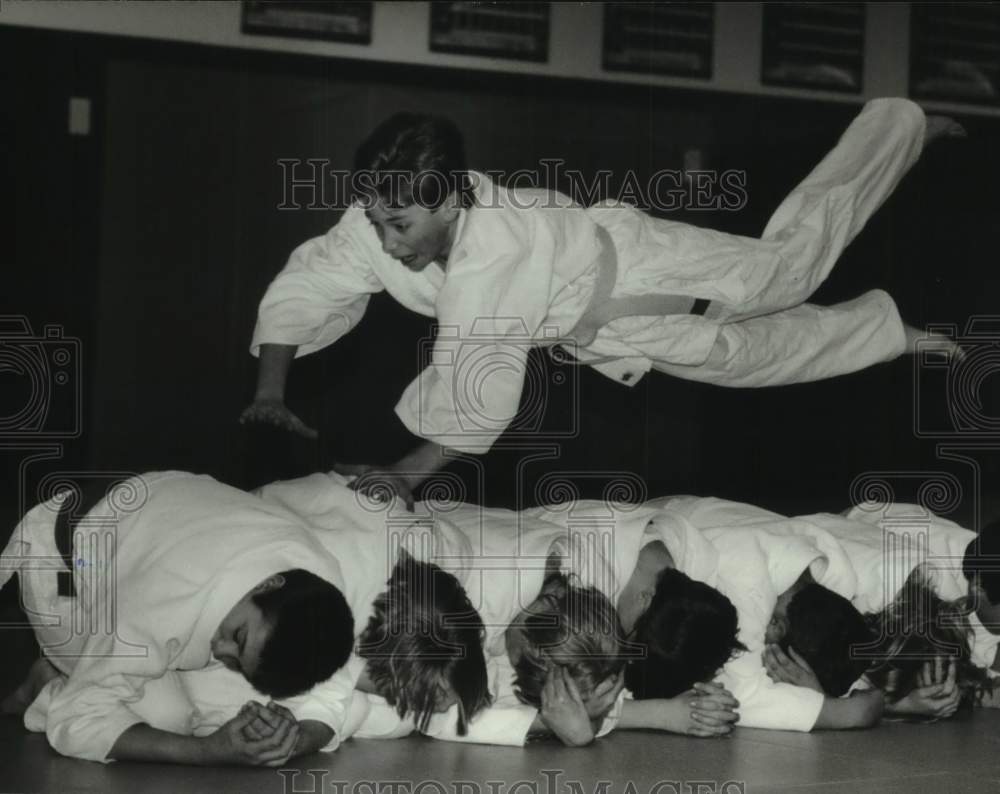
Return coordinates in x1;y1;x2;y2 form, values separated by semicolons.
2;471;998;765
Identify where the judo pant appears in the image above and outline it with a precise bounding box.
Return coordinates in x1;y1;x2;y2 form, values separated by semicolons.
654;98;919;387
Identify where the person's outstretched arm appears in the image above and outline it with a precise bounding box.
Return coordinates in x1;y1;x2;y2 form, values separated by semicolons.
812;689;883;730
763;642;882;730
335;439;453;510
245;207;389;437
108;709;300;767
240;343;318;439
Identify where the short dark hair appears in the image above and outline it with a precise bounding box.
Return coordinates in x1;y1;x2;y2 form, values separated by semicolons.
358;552;490;734
625;568;745;699
781;584;872;696
249;568;354;699
353;113;472;209
963;519;1000;604
509;573;626;708
866;566;994;710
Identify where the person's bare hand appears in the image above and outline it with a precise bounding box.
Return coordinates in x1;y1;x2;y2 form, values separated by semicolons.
888;658;960;720
239;701;299;742
689;681;740;734
240;399;318;439
763;644;824;693
202;703;300;766
657;682;739;737
238;701;274;742
915;656;952;689
332;462;415;511
540;667;595;746
585;670;625;721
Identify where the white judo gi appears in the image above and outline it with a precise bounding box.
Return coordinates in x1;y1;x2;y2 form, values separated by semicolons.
252;98;923;452
0;471;353;762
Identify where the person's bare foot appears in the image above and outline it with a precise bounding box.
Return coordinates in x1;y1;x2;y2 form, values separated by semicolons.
924;115;967;150
0;657;62;715
903;323;966;363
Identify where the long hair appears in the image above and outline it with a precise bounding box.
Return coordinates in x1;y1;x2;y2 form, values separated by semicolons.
866;566;994;711
509;572;626;708
358;552;491;734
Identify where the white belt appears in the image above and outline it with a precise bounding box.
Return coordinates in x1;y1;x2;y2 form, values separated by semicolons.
567;224;710;347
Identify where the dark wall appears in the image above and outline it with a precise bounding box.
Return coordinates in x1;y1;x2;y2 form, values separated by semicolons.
4;26;1000;530
0;30;103;532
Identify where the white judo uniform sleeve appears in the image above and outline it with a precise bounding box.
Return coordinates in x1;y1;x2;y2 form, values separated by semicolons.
250;207;388;357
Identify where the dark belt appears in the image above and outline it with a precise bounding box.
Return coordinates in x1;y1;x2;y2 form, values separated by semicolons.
54;479;126;597
690;298;711;316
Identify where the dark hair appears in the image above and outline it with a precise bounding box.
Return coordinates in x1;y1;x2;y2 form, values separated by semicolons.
625;568;745;699
963;519;1000;605
866;567;994;711
249;568;354;699
509;573;626;708
352;113;472;209
358;552;490;734
780;584;872;697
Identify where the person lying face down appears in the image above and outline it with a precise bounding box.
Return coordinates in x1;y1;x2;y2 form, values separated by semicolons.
865;568;996;719
762;571;874;698
210;569;350;697
356;550;491;735
614;548;746;701
0;471;355;765
504;571;628;746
